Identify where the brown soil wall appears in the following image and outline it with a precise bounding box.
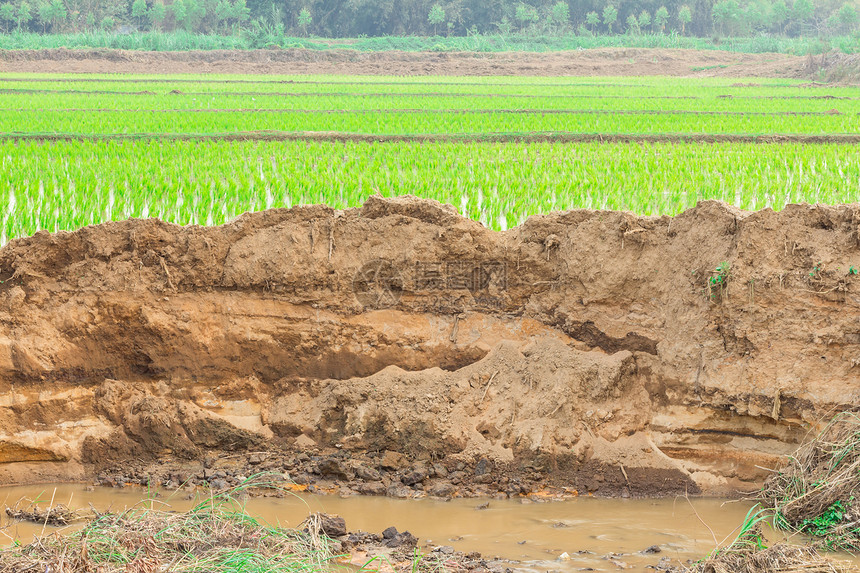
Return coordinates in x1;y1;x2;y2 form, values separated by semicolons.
1;197;858;494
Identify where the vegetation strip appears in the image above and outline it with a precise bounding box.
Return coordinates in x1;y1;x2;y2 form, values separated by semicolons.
5;131;860;143
10;108;844;116
0;88;701;99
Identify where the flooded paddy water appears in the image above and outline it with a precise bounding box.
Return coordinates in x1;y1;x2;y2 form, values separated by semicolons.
1;484;856;571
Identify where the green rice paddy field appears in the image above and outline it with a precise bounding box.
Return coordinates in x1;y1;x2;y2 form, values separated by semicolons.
1;73;859;243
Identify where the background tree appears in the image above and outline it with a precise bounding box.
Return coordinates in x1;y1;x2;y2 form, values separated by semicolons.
837;1;858;31
585;10;600;32
602;3;617;32
678;4;691;33
654;5;669;31
625;12;638;32
494;15;512;34
428;3;444;34
297;6;310;34
0;3;15;31
131;0;147;27
184;0;204;32
771;0;789;32
34;0;66;32
712;0;740;34
550;0;569;33
514;3;539;32
171;0;187;29
792;0;814;34
214;0;230;31
16;0;32;29
37;1;50;31
638;9;651;31
149;0;165;29
232;0;249;27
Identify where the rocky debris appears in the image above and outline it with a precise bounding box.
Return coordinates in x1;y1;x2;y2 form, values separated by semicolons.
4;503;91;526
400;465;429;486
428;482;455;497
381;526;418;549
317;458;352;480
301;512;347;537
93;447;625;501
355;464;381;481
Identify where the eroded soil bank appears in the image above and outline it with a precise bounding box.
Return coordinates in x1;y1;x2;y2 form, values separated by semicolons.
1;197;859;497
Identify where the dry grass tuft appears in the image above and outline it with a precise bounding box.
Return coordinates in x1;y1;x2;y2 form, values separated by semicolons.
0;477;336;573
759;411;860;551
691;541;853;573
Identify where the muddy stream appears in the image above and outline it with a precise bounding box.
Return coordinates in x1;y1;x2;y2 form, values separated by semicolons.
1;484;855;571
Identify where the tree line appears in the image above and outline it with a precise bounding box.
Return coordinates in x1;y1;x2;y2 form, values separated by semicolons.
0;0;857;39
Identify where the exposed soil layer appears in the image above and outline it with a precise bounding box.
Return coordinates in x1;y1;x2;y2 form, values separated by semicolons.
5;132;860;144
2;197;860;497
0;47;810;77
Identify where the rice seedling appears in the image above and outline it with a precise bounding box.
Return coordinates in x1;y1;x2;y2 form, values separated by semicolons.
1;74;858;245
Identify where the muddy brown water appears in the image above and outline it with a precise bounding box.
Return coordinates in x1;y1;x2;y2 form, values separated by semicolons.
1;485;856;571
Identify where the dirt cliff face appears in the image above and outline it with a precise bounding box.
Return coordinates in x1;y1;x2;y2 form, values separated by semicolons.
1;196;858;494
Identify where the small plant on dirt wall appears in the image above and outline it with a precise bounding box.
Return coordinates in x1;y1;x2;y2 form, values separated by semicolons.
707;261;731;301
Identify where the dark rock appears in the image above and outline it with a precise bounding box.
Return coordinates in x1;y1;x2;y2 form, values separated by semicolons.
359;481;386;496
355;465;381;481
428;482;455;497
401;467;429;486
210;478;227;490
385;530;417;548
318;458;351;480
382;526;398;539
387;484;413;498
641;545;662;554
475;458;492;476
248;453;264;465
432;463;449;478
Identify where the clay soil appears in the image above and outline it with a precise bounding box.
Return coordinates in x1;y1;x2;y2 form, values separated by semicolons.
0;46;811;77
2;196;860;500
